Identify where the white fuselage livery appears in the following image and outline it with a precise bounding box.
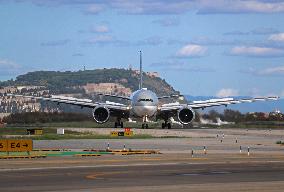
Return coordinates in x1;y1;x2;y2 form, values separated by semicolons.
130;88;158;118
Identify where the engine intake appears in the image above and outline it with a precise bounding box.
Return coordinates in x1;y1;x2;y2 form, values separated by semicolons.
177;107;195;124
93;106;110;124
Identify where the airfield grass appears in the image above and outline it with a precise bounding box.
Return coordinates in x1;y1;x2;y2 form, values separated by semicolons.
5;120;284;130
0;127;153;140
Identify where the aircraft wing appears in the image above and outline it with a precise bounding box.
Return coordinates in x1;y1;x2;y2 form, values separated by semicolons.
159;96;279;111
96;93;131;100
6;94;130;111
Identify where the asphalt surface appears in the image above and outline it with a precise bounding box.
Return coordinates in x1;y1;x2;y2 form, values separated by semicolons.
1;128;284;191
1;156;284;192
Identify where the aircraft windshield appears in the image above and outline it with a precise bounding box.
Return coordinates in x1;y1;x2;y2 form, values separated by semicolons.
138;98;153;102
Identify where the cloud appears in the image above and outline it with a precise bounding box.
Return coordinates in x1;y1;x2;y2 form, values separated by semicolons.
150;61;215;72
216;88;239;97
176;44;208;57
84;35;163;46
229;46;284;57
83;35;130;46
9;1;284;15
281;90;284;97
0;58;20;69
85;4;104;14
72;53;84;57
0;58;22;76
224;28;279;36
251;27;279;35
85;35;114;44
258;66;284;75
197;0;284;14
223;30;250;36
41;39;70;46
268;33;284;42
135;36;163;46
168;36;241;47
152;18;180;27
240;65;284;76
90;25;109;33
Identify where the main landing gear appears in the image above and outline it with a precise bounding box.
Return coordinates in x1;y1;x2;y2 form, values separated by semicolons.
162;120;171;129
141;116;149;129
142;123;148;129
114;118;123;128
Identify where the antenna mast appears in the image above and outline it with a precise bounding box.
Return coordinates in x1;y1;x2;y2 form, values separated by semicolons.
139;51;143;89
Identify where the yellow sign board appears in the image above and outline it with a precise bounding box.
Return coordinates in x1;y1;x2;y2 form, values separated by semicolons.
124;131;133;136
0;140;8;152
111;131;118;136
110;131;133;137
0;140;33;152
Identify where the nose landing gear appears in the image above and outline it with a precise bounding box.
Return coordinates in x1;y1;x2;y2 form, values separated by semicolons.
142;115;149;129
162;120;171;129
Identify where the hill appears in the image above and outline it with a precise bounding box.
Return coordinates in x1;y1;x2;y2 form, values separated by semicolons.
0;69;178;97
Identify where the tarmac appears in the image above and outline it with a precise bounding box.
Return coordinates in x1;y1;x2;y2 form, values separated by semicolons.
1;128;284;191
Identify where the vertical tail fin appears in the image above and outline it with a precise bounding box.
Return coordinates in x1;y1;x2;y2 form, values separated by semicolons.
139;51;143;90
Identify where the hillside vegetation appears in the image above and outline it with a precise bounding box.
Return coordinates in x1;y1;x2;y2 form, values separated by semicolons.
0;68;178;96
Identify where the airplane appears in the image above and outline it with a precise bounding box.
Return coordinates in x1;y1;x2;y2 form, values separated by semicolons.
6;51;279;129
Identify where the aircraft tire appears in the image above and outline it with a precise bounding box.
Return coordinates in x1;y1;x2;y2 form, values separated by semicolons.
167;123;171;129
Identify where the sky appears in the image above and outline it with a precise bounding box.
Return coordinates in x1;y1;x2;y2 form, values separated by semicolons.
0;0;284;97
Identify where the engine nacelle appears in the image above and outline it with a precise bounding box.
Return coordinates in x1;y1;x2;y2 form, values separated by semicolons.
177;107;195;124
93;106;110;124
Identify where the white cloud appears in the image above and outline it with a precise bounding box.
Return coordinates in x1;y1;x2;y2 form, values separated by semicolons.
40;39;70;46
0;58;20;69
152;18;180;27
216;88;239;97
85;4;104;14
87;35;113;44
268;33;284;42
91;25;109;33
176;44;208;57
230;46;284;57
0;58;22;76
11;1;284;15
258;66;284;75
281;91;284;97
198;0;284;14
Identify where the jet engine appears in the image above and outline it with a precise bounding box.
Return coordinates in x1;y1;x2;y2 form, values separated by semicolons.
177;107;195;124
93;106;110;124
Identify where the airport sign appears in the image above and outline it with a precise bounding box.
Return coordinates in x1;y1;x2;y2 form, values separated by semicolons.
111;131;133;137
0;140;8;152
0;140;33;152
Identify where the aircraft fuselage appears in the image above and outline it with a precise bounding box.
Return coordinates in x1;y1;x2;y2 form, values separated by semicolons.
130;88;158;118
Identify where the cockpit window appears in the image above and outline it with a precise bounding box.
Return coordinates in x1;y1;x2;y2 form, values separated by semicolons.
138;98;153;102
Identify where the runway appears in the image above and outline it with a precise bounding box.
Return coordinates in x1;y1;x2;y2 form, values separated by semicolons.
1;155;284;192
1;128;284;191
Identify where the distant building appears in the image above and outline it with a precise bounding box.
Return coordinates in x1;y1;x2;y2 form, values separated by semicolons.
146;72;159;78
83;83;132;96
131;69;159;78
16;86;45;91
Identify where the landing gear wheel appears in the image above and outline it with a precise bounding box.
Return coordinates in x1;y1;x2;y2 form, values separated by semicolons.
114;122;118;128
162;123;165;129
167;123;171;129
120;122;124;128
145;124;149;129
142;124;145;129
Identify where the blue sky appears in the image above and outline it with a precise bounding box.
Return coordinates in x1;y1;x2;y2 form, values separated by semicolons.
0;0;284;97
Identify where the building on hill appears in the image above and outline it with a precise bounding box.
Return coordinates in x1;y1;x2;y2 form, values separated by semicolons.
131;69;159;78
83;83;132;96
0;86;17;94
